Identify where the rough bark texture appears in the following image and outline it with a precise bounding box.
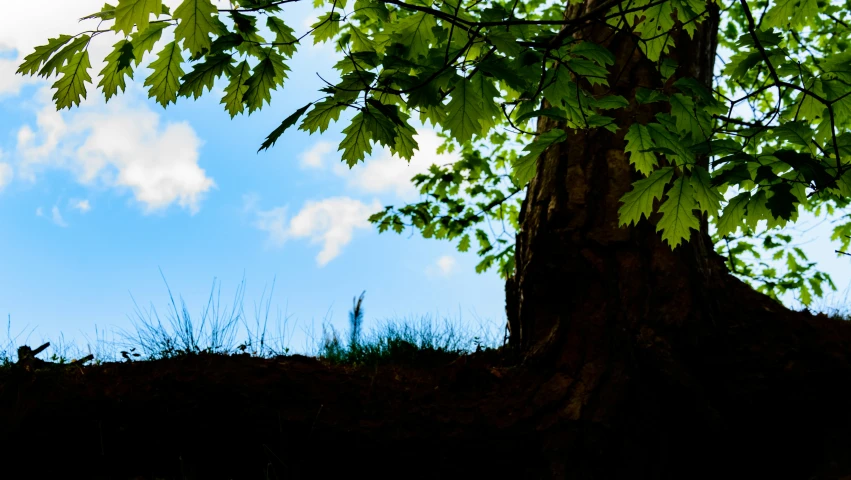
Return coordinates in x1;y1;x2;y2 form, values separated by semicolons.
505;0;851;477
511;0;722;363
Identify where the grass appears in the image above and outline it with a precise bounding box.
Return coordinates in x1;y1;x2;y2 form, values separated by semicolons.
316;291;500;366
0;274;503;368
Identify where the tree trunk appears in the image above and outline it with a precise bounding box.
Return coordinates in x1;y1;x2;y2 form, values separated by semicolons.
508;1;851;477
511;0;722;362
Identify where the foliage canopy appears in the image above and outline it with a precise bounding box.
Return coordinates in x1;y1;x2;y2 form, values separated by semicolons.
19;0;851;306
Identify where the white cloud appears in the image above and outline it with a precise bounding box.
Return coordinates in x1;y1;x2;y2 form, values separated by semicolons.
437;255;457;275
37;205;68;227
70;199;91;213
254;197;381;266
299;141;333;169
0;1;109;95
16;89;215;214
0;160;12;191
342;130;459;201
51;206;68;227
427;255;457;277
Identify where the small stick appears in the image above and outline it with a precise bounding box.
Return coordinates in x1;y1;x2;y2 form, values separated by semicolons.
31;342;50;356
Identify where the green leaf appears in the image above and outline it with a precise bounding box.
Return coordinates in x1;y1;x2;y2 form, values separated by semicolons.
458;234;471;253
745;190;770;230
716;192;750;236
221;60;250;117
244;49;288;113
99;40;136;101
722;50;762;79
711;163;751;187
52;50;92;109
390;117;418;160
571;42;615;66
635;0;675;60
565;58;609;86
38;35;90;78
392;12;436;59
80;3;118;21
772;150;834;190
340;110;373;166
688;166;724;216
487;30;522;56
301;98;347;133
311;12;342;44
515;108;568;124
765;183;798;220
660;58;678;81
17;35;73;76
673;77;726;114
114;0;162;36
445;79;485;144
591;95;629;110
618;167;675;227
173;0;222;55
178;53;233;99
512;129;567;184
361;103;399;150
646;121;694;165
656;176;700;248
670;93;710;141
635;87;668;104
624;124;658;176
258;103;313;152
131;23;169;65
348;25;376;52
266;17;298;58
144;41;185;107
763;0;818;29
470;73;501;134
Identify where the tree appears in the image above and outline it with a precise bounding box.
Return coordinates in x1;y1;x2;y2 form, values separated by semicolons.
18;0;851;476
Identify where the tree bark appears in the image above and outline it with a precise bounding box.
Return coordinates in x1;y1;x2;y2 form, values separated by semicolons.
511;0;723;362
508;1;851;477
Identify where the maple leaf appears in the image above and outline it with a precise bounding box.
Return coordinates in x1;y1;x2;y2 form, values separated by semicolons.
52;50;92;109
618;167;675;227
656;176;700;248
624;124;658;176
114;0;162;36
174;0;222;56
144;41;185;107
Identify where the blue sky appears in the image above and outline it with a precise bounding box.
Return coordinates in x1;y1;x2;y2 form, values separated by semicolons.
0;1;849;357
0;1;505;354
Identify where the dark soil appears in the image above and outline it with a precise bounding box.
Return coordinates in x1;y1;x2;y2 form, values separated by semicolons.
3;300;851;480
1;349;549;479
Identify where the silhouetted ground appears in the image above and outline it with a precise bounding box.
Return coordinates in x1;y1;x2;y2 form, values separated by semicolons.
1;349;550;479
3;305;851;480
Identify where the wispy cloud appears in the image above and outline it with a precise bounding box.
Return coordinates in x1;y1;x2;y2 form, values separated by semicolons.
51;206;68;227
36;205;68;227
70;199;91;213
427;255;457;277
241;192;260;212
254;197;381;266
0;159;11;192
299;141;333;169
